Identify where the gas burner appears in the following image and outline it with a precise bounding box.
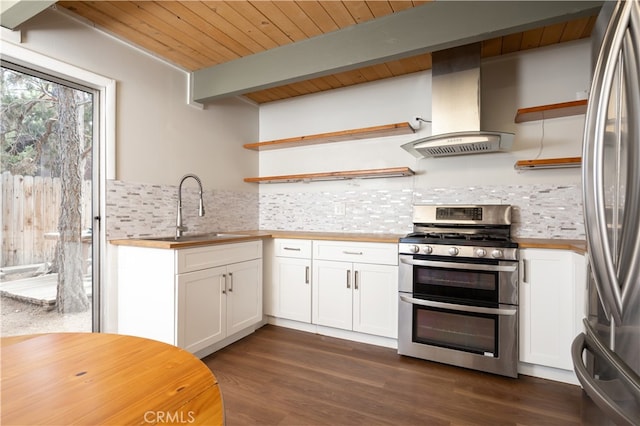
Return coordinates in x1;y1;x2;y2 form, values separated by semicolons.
399;204;519;259
402;232;513;244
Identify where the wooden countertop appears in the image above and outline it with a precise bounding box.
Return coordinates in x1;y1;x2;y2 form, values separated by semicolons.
109;231;272;249
516;238;587;254
109;230;403;248
0;333;223;425
110;230;585;252
261;230;403;243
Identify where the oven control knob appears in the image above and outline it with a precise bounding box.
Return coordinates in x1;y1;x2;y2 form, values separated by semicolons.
491;249;504;258
423;246;433;254
409;245;420;254
448;247;459;256
475;248;487;257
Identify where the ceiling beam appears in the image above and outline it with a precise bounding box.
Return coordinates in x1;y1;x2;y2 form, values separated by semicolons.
192;1;602;104
0;0;55;30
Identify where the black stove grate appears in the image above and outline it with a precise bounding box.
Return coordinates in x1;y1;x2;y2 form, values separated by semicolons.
400;232;517;248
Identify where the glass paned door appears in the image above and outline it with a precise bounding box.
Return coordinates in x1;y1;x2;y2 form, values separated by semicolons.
1;63;97;336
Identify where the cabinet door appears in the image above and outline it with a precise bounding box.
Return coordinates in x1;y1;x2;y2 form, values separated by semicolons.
226;259;263;336
353;263;398;338
519;249;575;370
313;260;352;331
273;257;312;323
176;266;226;353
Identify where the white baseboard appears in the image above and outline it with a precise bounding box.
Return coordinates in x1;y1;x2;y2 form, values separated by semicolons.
193;324;259;359
518;362;580;386
266;316;397;349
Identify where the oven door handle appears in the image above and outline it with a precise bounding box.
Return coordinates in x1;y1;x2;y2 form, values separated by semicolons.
400;257;517;272
399;295;517;316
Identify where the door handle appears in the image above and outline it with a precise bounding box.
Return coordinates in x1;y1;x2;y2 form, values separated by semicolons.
221;274;227;294
305;266;309;284
400;257;517;272
571;319;640;425
580;0;640;324
354;270;359;290
228;272;233;292
346;270;351;289
399;294;517;316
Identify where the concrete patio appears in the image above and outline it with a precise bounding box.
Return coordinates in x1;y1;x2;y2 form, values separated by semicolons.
0;271;92;307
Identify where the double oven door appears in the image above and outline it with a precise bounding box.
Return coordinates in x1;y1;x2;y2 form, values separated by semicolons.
398;253;519;378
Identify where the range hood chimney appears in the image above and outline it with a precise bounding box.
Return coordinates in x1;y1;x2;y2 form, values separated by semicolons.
402;43;514;158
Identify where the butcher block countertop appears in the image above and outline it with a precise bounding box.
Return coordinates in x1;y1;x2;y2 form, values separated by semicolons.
262;230;403;243
110;230;585;253
109;230;403;249
109;231;272;249
0;333;223;425
516;238;587;254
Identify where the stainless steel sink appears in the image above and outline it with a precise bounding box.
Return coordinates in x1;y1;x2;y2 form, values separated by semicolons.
143;233;246;242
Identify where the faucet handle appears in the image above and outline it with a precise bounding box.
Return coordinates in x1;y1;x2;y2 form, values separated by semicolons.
176;224;188;238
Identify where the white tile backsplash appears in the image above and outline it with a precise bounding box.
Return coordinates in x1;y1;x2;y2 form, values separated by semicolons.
259;183;585;239
106;180;259;239
107;180;585;240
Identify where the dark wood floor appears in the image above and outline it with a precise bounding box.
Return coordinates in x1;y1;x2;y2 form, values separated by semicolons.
202;325;610;425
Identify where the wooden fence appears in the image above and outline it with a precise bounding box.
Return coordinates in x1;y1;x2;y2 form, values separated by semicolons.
1;172;91;268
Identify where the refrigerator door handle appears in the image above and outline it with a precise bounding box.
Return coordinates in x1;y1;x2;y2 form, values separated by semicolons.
582;0;633;324
619;0;640;309
571;320;640;426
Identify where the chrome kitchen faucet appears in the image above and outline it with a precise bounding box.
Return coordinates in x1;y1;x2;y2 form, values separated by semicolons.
176;174;205;238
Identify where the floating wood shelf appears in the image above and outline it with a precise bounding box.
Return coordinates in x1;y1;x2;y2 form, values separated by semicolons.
243;122;414;151
514;157;582;170
244;167;415;183
515;100;588;123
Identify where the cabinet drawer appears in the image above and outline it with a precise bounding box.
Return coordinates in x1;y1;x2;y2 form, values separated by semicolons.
313;241;397;265
274;239;312;258
177;240;262;273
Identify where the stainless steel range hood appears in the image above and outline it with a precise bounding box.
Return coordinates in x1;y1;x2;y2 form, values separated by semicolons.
402;43;514;158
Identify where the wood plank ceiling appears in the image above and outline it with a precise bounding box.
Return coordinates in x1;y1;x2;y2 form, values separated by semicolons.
56;1;598;104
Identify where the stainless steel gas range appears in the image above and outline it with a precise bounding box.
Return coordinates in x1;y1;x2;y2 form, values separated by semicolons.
398;204;519;378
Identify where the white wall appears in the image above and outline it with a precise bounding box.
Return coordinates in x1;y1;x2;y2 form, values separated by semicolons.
259;39;591;193
10;8;259;191
258;72;429;194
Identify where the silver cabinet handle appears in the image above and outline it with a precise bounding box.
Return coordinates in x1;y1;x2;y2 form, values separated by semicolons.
522;259;528;283
221;273;227;294
354;270;359;290
346;270;351;289
305;266;309;284
228;272;233;292
399;294;516;316
343;250;363;255
283;247;301;251
400;257;516;272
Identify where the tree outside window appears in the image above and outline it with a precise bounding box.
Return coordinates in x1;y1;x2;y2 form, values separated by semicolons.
1;66;92;313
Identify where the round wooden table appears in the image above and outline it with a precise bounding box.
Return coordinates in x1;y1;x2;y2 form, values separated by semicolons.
1;333;224;425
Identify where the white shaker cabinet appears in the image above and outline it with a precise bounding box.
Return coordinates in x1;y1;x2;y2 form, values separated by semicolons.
519;248;586;371
118;240;262;356
266;239;312;323
176;258;262;353
312;241;398;339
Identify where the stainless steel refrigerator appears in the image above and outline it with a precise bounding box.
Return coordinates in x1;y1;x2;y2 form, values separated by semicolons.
571;0;640;425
